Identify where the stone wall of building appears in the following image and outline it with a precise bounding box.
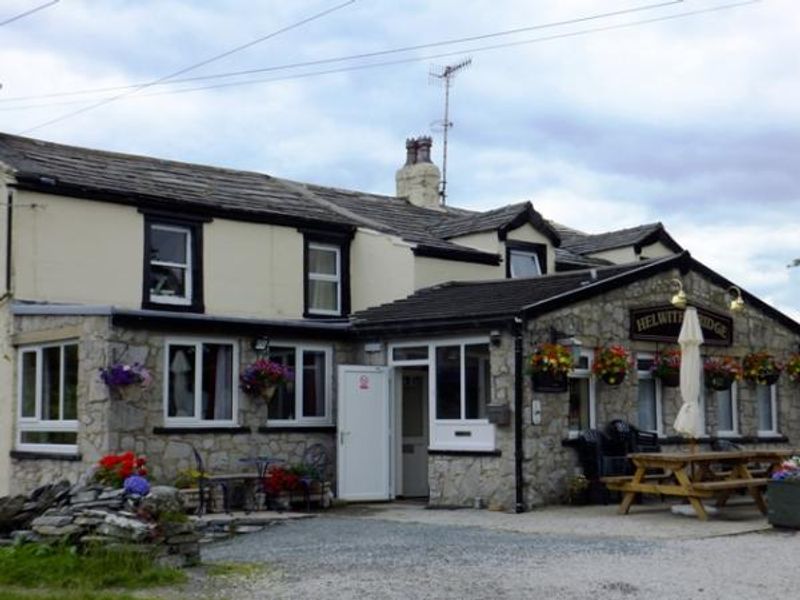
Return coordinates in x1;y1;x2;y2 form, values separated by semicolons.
9;313;354;494
521;268;800;507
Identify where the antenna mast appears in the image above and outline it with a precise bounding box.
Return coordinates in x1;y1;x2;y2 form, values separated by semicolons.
430;57;471;205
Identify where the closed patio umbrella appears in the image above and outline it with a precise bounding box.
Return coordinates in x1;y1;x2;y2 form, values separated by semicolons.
673;306;705;447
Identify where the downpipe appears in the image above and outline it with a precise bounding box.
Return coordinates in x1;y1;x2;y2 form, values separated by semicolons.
513;315;525;513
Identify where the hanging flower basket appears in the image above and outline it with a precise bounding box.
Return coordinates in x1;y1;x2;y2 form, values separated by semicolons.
240;358;294;400
650;348;681;388
528;343;574;393
742;351;782;386
99;363;152;390
592;345;631;387
703;356;742;391
531;371;568;393
785;354;800;384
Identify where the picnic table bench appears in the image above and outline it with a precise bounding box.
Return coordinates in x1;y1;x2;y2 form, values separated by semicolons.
602;449;791;520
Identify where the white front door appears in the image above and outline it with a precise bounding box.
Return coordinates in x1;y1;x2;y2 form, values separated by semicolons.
337;365;391;501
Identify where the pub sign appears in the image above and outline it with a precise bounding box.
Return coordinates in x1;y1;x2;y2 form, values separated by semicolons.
629;305;733;346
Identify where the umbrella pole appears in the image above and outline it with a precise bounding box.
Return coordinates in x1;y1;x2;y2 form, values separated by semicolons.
689;437;698;454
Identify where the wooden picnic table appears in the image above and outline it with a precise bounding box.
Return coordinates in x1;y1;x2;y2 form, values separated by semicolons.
602;449;792;520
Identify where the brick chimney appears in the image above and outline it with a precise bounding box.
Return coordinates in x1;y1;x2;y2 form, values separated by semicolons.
395;136;442;211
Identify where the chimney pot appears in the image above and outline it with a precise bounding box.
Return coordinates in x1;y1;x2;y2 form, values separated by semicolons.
404;138;417;166
395;136;442;211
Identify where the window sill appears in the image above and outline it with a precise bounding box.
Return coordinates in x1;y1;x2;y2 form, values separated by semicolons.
11;450;82;461
153;426;251;435
258;425;336;434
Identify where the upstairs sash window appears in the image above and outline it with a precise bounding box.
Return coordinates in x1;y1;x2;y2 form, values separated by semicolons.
149;224;192;304
307;243;341;315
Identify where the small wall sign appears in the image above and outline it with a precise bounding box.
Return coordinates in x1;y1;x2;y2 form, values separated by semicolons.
629;304;733;346
358;375;370;390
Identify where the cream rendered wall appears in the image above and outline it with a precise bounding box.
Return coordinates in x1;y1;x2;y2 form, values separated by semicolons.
414;255;502;290
351;229;415;312
204;219;304;318
506;225;556;274
446;232;499;255
13;191;142;307
589;241;676;265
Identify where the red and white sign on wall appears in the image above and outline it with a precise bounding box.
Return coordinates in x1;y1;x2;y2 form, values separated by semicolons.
358;375;370;390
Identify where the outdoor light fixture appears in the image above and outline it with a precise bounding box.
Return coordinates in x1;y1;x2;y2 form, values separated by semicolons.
252;336;270;354
490;329;503;346
550;327;583;363
728;286;745;313
670;279;688;309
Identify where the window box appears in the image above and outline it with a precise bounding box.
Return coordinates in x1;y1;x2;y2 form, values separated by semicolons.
767;480;800;529
531;371;568;393
658;371;680;388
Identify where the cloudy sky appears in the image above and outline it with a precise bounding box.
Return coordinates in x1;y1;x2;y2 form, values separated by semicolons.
1;0;798;318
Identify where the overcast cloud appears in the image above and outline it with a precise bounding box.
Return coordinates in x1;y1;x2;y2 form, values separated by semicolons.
1;0;798;319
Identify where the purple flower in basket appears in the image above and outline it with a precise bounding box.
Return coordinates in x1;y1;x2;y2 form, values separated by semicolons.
240;358;294;396
123;475;151;496
99;363;152;389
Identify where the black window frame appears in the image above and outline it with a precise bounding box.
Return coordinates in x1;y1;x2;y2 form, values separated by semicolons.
505;240;548;278
301;229;352;319
141;211;207;313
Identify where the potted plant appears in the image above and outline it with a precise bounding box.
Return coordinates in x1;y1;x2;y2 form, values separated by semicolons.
703;356;742;391
651;348;681;387
94;451;148;488
592;345;631;386
99;363;152;389
768;456;800;529
785;354;800;384
566;474;590;505
742;351;782;386
528;343;574;392
240;358;294;400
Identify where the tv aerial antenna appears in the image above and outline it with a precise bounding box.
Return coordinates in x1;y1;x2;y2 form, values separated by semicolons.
430;57;471;205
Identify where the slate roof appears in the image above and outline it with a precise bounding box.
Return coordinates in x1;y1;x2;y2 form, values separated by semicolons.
554;248;613;269
352;256;676;328
551;221;682;255
430;201;560;245
0;133;496;261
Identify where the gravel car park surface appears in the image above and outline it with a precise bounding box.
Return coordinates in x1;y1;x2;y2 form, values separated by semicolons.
194;506;800;600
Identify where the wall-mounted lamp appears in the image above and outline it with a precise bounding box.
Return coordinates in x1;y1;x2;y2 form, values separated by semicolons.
252;336;270;355
728;286;745;313
490;329;503;347
670;279;687;309
550;327;583;363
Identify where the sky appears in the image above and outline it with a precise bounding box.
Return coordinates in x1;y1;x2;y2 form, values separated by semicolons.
1;0;798;319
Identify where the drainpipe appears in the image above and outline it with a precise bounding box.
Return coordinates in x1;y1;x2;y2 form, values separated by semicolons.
513;315;525;513
4;188;11;297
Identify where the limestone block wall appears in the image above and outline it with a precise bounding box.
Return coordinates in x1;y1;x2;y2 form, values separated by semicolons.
8;313;354;494
522;268;800;507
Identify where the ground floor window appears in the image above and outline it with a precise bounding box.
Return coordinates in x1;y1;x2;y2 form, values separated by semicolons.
266;344;332;425
756;384;778;435
636;354;662;434
715;384;739;436
568;351;595;435
165;339;237;426
18;342;79;452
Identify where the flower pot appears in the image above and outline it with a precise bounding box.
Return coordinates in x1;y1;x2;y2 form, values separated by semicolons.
531;371;568;393
601;372;626;386
658;371;680;388
705;373;734;391
768;479;800;528
748;372;780;386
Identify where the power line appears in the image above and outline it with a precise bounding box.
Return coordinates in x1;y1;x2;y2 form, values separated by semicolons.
18;0;356;134
0;1;685;105
0;0;58;28
3;0;761;115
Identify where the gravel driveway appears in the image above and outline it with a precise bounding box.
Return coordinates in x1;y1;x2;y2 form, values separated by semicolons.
194;506;800;600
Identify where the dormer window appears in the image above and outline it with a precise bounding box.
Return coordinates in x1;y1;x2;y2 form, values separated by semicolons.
506;240;547;278
142;213;205;312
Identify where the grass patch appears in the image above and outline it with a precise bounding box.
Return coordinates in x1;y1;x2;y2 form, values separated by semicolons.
0;542;186;591
205;562;267;578
0;589;160;600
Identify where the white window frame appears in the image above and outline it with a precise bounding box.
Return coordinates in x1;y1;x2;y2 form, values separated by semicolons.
150;223;193;306
264;343;333;427
17;341;79;454
509;249;542;278
756;383;779;437
714;383;739;437
163;337;239;427
307;243;341;316
567;348;596;438
636;353;663;435
389;337;495;452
